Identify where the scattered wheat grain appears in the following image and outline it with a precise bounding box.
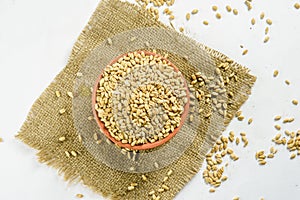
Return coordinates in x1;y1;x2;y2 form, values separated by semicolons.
76;194;84;198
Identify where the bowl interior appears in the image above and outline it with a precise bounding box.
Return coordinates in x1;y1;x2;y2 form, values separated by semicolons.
92;51;190;150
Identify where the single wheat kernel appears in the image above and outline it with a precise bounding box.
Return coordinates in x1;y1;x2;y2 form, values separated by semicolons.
274;140;282;145
236;137;240;145
149;190;155;195
258;154;266;160
0;137;3;143
291;99;298;105
226;5;232;12
157;188;164;193
179;27;184;33
233;197;240;200
242;49;248;55
186;13;191;21
78;134;82;143
203;20;209;25
240;132;246;137
96;140;102;144
294;3;300;9
285;80;291;85
267;153;274;158
260;12;265;20
59;108;66;114
167;169;173;176
212;5;218;11
281;137;287;145
231;154;239;161
264;36;270;43
93;133;98;141
265;27;269;35
258;150;265;156
233;9;238;15
71;151;77;157
275;125;281;130
209;188;216;193
163;176;169;182
274;115;281;121
192;9;199;15
76;194;84;198
216;13;221;19
128;186;135;191
251;18;256;25
166;9;173;15
287;130;294;137
107;38;112;45
241;137;248;144
259;160;267;165
59;136;66;142
142;175;147;181
270;146;276;154
221;176;228;181
238;116;245;121
67;91;74;98
266;19;273;25
162;184;169;190
145;41;150;47
274;133;282;140
228;136;234;143
248;118;253;125
273;70;279;77
65;151;70;158
169;15;175;20
229;131;235;137
163;8;169;14
243;140;249;147
290;153;296;159
55;91;61;97
227;148;234;154
131;183;138;187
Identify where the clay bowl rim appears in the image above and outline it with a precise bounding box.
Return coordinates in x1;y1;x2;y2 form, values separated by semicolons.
92;51;190;150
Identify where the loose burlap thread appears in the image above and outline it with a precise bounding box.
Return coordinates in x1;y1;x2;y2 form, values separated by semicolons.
17;0;256;199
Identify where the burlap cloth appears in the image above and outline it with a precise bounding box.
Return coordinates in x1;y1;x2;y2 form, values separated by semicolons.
17;0;256;199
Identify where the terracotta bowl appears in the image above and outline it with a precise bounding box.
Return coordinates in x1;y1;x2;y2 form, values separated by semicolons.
92;51;190;150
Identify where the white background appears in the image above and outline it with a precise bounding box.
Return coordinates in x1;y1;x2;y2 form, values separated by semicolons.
1;0;300;199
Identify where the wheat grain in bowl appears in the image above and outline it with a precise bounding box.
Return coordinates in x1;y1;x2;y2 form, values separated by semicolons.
92;51;190;150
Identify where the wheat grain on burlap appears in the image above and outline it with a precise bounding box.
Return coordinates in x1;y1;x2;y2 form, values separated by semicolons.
16;0;256;199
